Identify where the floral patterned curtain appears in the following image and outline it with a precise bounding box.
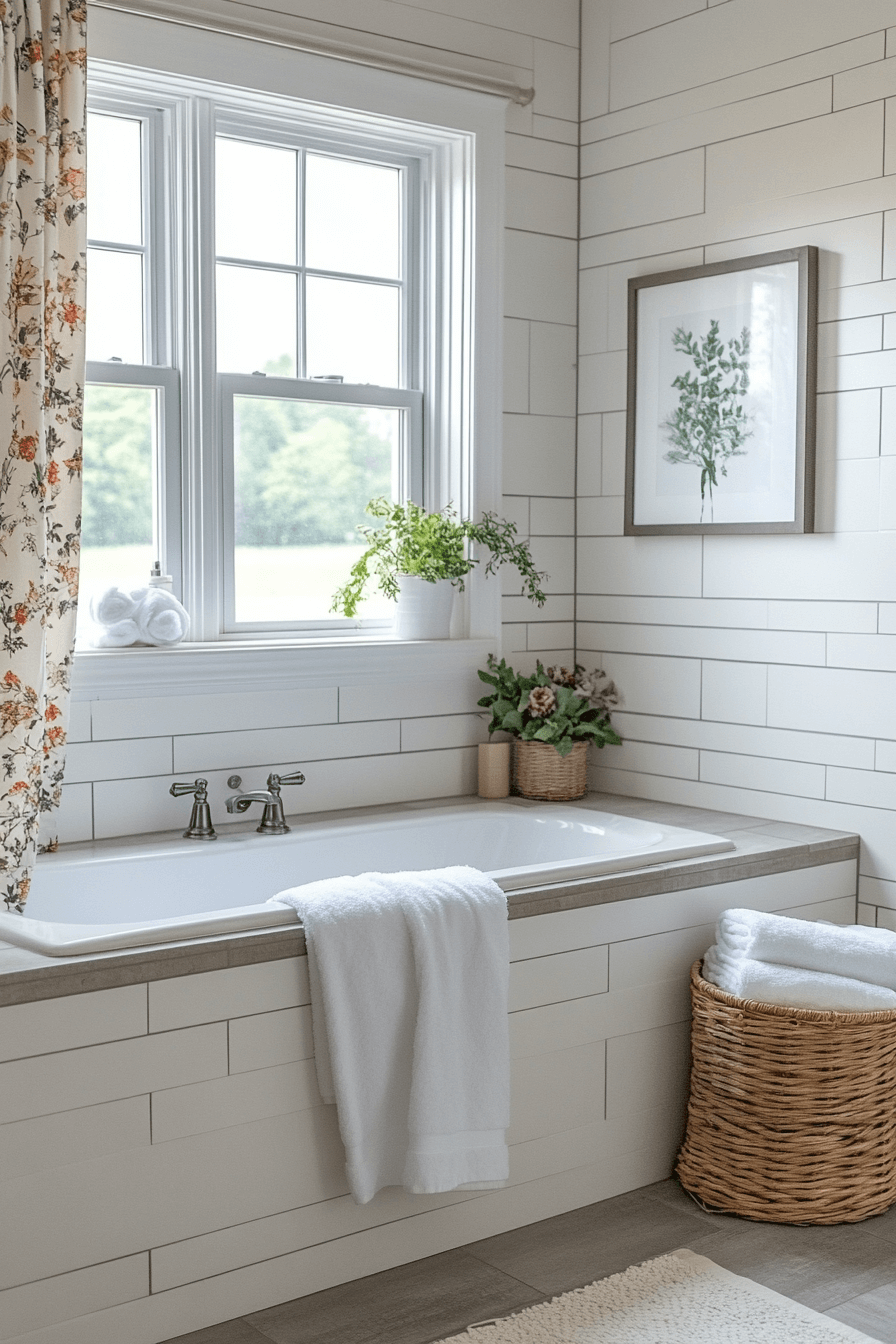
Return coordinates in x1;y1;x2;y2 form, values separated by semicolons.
0;0;86;913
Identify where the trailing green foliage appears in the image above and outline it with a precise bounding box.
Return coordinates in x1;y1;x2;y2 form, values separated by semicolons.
477;655;621;758
330;499;548;618
662;319;752;524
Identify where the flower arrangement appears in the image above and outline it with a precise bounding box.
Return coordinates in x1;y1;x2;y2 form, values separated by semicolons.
330;498;547;618
477;656;621;757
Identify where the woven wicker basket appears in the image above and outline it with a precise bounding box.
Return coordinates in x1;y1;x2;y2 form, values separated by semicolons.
513;740;587;801
677;960;896;1225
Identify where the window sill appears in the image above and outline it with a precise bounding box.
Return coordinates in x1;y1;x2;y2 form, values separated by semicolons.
72;635;497;701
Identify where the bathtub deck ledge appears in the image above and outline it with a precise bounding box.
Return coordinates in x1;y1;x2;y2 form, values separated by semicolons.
0;791;858;1006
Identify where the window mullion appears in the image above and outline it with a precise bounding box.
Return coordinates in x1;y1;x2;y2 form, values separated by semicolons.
179;95;222;641
298;147;306;379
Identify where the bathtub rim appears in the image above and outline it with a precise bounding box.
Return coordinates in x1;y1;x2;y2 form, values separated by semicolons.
1;798;737;957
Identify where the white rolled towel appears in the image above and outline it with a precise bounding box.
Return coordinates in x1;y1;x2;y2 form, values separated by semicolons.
133;588;190;646
90;586;137;626
702;943;896;1013
714;908;896;991
94;617;141;648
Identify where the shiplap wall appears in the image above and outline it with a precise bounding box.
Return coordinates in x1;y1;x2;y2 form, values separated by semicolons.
59;0;580;844
578;0;896;929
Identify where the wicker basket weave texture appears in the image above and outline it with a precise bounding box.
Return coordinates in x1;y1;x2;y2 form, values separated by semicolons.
513;740;587;801
677;961;896;1225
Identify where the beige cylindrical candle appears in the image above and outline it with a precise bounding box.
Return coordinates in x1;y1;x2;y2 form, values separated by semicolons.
478;741;511;799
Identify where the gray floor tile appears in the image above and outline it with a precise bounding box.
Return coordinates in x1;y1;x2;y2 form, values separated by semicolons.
640;1176;752;1231
162;1320;271;1344
856;1202;896;1246
462;1187;719;1295
825;1278;896;1343
687;1222;896;1313
245;1248;543;1344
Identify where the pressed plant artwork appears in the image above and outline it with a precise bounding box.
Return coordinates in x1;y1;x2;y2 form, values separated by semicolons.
661;319;753;524
625;248;817;535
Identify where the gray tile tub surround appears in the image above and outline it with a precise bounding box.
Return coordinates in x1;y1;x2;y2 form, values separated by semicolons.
0;792;858;1007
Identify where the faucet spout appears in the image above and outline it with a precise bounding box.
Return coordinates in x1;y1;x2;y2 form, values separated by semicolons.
225;788;290;834
225;790;275;815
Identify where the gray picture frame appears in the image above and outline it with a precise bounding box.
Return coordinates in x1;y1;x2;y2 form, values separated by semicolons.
624;246;818;536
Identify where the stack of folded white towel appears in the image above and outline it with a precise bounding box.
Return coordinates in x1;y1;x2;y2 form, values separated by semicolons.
270;865;510;1206
703;908;896;1012
89;586;190;647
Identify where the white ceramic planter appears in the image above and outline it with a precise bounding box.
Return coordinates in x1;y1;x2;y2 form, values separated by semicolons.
393;575;455;640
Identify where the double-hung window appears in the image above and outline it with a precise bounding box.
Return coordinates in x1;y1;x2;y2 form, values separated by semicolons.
81;66;442;645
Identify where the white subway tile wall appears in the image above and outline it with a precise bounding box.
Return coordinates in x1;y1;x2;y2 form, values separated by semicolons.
61;0;579;847
579;0;896;932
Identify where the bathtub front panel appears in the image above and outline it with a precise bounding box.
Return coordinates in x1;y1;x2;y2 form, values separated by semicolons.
0;859;857;1344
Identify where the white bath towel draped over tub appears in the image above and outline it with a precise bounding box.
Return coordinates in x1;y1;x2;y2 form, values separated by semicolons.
270;866;510;1205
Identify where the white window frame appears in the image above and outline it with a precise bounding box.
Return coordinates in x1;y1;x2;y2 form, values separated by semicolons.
76;10;503;700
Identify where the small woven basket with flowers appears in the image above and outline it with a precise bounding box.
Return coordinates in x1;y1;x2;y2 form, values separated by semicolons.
477;658;621;801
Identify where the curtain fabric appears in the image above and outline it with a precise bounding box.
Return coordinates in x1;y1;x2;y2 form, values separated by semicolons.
0;0;86;912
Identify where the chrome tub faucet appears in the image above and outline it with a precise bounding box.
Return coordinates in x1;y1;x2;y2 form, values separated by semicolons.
225;769;305;834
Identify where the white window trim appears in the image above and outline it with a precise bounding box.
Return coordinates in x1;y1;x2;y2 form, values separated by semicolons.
76;9;504;702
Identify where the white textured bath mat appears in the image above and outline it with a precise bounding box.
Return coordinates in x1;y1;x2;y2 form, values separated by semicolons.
434;1248;876;1343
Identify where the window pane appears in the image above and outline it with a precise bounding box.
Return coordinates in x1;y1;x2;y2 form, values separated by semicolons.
305;155;400;280
78;384;158;640
216;265;297;375
232;395;398;622
86;248;144;362
305;277;399;386
87;113;142;245
216;137;298;266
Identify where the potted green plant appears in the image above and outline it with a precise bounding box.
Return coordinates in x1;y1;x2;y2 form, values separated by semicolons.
477;656;621;800
330;498;548;639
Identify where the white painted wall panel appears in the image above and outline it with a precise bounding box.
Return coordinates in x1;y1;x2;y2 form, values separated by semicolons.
0;985;146;1063
609;1;896;110
577;537;703;597
700;750;826;800
584;78;831;177
581;149;705;237
605;1020;690;1121
509;944;609;1011
151;1060;322;1143
509;1042;606;1144
0;1098;150;1184
90;688;339;742
614;710;875;770
0;1254;147;1341
149;959;309;1034
228;1005;315;1074
0;1023;227;1126
173;719;400;774
587;33;883;144
705;105;884;212
0;1107;348;1291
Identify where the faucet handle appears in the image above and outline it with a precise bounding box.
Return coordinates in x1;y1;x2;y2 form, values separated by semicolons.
169;779;216;840
170;778;208;799
267;770;305;792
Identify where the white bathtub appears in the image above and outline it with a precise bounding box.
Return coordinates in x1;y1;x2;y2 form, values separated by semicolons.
0;800;735;956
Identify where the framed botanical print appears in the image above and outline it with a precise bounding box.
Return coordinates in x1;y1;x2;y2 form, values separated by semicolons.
624;246;817;535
